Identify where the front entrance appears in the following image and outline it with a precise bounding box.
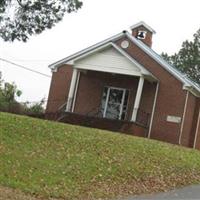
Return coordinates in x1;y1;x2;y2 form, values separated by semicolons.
100;86;129;120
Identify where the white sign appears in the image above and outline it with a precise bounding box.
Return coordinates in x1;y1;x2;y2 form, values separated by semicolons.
166;115;182;123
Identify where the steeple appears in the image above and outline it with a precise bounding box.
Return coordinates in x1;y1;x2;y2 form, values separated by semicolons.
130;21;156;47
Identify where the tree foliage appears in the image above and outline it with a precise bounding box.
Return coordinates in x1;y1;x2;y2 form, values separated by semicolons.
0;73;22;111
0;0;83;42
0;73;45;115
24;98;45;114
161;28;200;85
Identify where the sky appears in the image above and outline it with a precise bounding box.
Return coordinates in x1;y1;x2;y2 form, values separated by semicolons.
0;0;200;103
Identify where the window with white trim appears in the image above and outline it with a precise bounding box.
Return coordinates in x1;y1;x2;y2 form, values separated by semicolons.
100;86;129;120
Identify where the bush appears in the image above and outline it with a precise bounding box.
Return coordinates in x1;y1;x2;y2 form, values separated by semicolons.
24;98;45;115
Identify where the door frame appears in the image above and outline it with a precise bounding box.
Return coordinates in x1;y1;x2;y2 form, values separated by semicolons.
103;86;127;120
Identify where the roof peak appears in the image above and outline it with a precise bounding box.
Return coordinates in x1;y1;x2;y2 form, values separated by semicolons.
130;21;156;34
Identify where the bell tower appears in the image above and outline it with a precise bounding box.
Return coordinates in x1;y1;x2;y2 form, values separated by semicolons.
130;21;156;48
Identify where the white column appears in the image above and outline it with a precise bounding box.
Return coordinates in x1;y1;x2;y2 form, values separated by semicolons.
131;76;144;122
66;68;78;112
71;71;80;112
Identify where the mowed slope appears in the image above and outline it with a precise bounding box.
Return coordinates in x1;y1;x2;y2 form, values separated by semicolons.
1;112;200;200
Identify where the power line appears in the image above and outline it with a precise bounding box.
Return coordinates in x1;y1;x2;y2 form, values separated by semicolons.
0;57;51;78
5;59;54;62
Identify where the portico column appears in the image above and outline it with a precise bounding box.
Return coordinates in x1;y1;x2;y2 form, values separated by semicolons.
131;76;144;122
66;68;78;112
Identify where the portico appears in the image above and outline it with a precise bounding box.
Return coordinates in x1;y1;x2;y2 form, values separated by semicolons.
64;43;157;126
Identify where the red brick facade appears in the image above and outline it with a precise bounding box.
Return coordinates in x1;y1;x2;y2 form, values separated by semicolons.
46;65;73;113
181;92;199;147
116;37;187;145
59;112;148;137
46;26;200;150
73;71;156;124
74;71;139;119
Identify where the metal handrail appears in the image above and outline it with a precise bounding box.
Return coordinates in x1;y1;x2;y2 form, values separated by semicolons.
86;106;150;127
58;102;67;112
55;101;68;121
56;99;150;127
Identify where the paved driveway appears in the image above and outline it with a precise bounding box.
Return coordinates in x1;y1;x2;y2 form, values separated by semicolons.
120;185;200;199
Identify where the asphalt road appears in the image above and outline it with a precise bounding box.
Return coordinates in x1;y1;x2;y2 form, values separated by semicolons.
120;185;200;199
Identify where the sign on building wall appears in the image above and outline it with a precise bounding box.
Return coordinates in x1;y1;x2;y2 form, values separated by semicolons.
166;115;182;123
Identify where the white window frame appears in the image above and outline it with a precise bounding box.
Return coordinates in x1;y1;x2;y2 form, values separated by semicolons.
102;86;128;120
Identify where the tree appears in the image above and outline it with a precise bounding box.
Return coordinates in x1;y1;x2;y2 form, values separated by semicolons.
161;28;200;85
0;0;83;42
0;73;22;112
0;73;46;116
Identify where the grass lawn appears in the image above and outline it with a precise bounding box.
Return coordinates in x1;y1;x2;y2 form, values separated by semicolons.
1;112;200;200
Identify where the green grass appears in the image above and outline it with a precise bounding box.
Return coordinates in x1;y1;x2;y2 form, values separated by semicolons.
1;112;200;200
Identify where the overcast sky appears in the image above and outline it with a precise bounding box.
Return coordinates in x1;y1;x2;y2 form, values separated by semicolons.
0;0;200;103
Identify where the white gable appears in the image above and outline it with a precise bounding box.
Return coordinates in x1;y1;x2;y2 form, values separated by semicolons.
74;47;142;76
99;47;124;57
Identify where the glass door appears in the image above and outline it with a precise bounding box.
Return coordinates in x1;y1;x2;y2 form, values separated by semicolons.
101;87;129;120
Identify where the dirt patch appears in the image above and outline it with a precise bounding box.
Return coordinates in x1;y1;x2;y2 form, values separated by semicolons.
0;186;41;200
0;186;61;200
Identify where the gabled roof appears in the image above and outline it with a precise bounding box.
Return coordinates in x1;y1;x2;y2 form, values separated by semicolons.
49;32;125;70
49;29;200;97
72;42;155;79
130;21;156;34
124;32;200;95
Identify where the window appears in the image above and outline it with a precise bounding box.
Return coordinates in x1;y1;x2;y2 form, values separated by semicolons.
100;86;129;120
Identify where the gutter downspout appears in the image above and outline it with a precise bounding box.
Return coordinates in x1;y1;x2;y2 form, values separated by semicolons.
148;82;159;139
179;91;189;145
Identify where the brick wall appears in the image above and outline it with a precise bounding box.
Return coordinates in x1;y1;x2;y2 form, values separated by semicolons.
74;70;155;123
116;37;187;144
181;92;199;147
140;81;156;118
74;71;139;119
59;112;148;137
46;65;73;113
